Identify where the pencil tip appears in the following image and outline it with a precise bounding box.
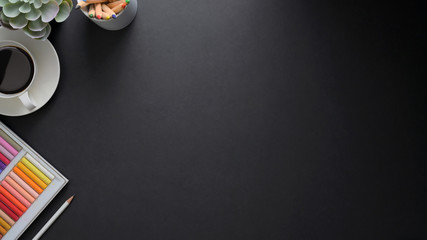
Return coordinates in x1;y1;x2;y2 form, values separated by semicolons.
67;195;75;203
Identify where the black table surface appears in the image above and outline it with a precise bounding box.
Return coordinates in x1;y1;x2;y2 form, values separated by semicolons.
1;0;426;239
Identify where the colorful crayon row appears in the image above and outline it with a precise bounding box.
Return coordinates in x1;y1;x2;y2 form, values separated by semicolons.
0;155;54;238
0;134;20;174
77;0;130;20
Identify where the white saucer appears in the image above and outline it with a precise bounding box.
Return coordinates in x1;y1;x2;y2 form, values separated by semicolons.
0;27;60;117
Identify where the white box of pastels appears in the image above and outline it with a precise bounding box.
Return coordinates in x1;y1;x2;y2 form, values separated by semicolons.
0;122;68;239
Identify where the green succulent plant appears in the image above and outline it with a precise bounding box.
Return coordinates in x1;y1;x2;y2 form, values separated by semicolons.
0;0;72;40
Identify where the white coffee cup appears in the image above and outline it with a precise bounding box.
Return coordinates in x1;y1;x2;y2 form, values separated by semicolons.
0;40;37;110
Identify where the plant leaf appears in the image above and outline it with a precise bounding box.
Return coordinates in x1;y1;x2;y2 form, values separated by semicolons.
28;18;47;31
33;0;42;9
55;0;63;5
39;0;59;23
0;11;10;22
39;23;51;40
23;25;47;38
55;1;70;22
19;3;31;13
3;2;24;18
25;7;42;21
0;0;9;8
64;0;72;8
0;11;13;29
9;13;28;29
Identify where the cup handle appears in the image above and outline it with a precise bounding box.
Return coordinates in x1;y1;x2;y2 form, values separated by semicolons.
18;91;36;110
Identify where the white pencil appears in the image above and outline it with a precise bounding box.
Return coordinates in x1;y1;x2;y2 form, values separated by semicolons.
33;195;75;240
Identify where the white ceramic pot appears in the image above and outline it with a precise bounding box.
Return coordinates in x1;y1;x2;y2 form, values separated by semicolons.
79;0;137;31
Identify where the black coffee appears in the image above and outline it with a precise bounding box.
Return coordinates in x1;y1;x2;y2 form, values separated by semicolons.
0;46;34;94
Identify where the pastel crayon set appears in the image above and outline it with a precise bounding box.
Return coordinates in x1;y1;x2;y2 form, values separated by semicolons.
0;122;67;239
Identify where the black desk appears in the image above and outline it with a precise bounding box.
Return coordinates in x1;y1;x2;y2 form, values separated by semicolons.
1;1;426;239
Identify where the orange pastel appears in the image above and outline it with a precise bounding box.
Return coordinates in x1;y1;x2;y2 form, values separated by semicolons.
17;162;47;189
13;167;43;194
